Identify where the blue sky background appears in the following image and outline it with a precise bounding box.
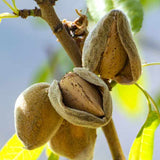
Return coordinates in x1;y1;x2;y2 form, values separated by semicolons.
0;0;160;159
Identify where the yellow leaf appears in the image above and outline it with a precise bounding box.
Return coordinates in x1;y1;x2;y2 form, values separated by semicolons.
129;111;160;160
112;74;147;116
0;134;44;160
0;12;18;19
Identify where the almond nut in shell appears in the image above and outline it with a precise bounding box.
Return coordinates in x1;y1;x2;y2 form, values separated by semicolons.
49;120;96;160
15;83;63;150
48;68;112;128
82;10;141;84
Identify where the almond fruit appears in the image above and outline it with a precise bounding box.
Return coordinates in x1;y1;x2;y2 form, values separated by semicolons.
82;10;141;84
15;83;63;150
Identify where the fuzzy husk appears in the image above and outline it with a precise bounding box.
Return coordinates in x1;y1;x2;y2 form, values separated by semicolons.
82;9;141;84
49;120;97;160
48;68;112;128
15;83;63;150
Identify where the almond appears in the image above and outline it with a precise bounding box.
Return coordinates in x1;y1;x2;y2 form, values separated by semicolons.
49;120;96;160
15;83;63;150
59;72;104;117
48;68;112;128
82;10;141;84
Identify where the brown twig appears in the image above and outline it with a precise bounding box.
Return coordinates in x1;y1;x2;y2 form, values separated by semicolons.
19;7;41;19
102;119;126;160
34;0;125;159
35;0;82;67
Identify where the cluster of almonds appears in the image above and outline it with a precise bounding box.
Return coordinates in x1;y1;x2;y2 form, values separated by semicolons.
14;10;141;160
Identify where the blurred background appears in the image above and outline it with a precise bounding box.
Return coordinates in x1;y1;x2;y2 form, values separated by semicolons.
0;0;160;159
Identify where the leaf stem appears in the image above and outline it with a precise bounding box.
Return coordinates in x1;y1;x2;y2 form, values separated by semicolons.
135;83;152;111
147;92;160;115
2;0;16;13
135;83;160;116
142;62;160;67
11;0;18;14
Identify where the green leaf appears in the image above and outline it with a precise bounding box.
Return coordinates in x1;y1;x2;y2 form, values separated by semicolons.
86;0;113;22
86;0;143;33
0;134;44;160
116;0;143;33
86;0;114;22
128;111;160;160
140;0;160;8
31;63;51;84
112;75;147;116
46;145;59;160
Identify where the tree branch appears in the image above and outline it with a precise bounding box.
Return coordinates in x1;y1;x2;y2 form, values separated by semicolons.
35;0;82;67
19;7;41;18
102;119;126;160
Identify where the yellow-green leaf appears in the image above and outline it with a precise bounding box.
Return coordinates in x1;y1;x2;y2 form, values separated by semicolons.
112;75;147;116
141;0;160;9
31;63;51;84
129;111;160;160
11;0;18;13
2;0;18;14
87;0;143;33
86;0;113;22
46;145;59;160
0;134;44;160
0;12;18;19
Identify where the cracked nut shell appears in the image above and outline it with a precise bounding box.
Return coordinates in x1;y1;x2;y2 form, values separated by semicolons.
59;72;104;117
82;9;141;84
48;68;112;128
